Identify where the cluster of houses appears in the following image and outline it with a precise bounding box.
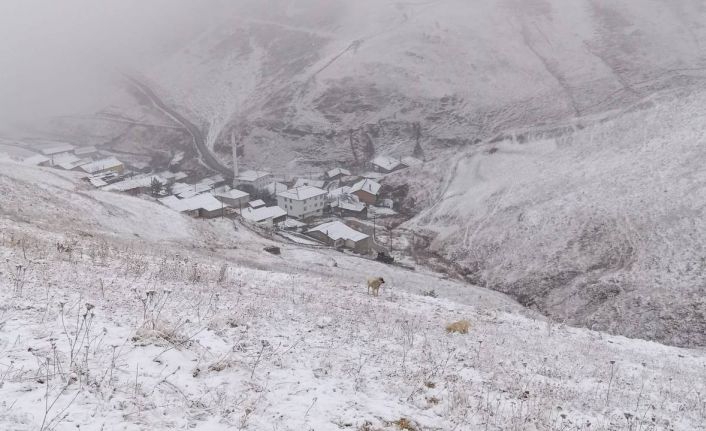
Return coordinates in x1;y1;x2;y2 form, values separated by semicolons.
17;139;422;256
20;142;127;179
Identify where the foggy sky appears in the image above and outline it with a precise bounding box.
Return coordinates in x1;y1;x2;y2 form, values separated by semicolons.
0;0;227;130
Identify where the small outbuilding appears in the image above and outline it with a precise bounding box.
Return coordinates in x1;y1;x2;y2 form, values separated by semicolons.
80;157;125;175
249;199;266;209
350;179;381;205
159;193;225;218
241;205;287;227
235;170;272;191
371;156;404;173
325;167;351;182
214;188;250;208
331;200;368;219
307;221;371;254
103;175;167;195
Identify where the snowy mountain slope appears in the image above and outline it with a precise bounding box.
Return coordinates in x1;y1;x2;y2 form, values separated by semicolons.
398;87;706;348
122;0;706;171
1;160;706;430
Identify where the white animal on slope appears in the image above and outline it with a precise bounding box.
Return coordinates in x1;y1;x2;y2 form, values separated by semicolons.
367;277;385;297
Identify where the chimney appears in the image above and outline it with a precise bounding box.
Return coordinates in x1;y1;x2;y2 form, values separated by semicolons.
231;132;238;186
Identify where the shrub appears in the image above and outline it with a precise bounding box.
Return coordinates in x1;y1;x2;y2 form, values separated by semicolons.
393;418;418;431
445;319;471;334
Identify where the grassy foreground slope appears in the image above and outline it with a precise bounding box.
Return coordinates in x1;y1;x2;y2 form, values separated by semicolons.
0;161;705;429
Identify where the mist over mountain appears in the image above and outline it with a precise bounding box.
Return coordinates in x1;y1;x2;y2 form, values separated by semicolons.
133;0;706;165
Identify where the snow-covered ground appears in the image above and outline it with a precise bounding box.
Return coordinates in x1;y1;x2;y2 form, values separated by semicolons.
398;87;706;348
1;156;705;430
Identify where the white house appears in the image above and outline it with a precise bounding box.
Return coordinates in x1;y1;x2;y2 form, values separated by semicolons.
277;186;328;220
235;170;272;191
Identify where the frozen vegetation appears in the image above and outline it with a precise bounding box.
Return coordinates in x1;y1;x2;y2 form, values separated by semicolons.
401;88;706;348
1;157;705;430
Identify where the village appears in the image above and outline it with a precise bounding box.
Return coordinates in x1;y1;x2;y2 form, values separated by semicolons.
2;138;423;263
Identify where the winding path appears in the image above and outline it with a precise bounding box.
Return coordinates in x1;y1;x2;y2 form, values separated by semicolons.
124;76;233;178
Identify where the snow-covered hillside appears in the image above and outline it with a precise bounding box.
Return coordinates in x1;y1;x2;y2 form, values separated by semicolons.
396;87;706;348
2;154;706;429
123;0;706;170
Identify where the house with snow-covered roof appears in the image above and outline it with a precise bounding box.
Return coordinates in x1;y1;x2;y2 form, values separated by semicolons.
325;167;351;181
80;157;124;175
277;186;327;220
331;200;368;219
371;156;404;173
249;199;266;209
241;205;287;227
293;178;326;189
235;170;272;191
350;179;381;205
56;157;93;171
159;193;225;218
307;221;371;253
103;175;167;195
172;182;213;199
214;188;250;208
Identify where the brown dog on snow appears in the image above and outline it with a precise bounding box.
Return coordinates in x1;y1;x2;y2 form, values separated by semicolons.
367;277;385;296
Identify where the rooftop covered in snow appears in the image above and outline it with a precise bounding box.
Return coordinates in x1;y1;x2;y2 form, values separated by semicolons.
293;178;325;189
351;179;381;196
80;157;123;174
371;155;404;171
326;167;351;178
308;221;369;242
214;188;249;200
241;205;287;223
237;170;271;182
159;193;223;213
278;185;327;201
103;175;167;192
